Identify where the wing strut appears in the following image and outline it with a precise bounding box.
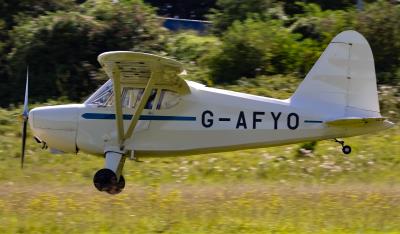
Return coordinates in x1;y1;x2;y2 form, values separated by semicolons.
111;64;163;149
111;66;125;147
122;69;158;141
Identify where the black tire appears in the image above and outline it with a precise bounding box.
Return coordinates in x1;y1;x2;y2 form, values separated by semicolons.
118;175;125;190
342;145;352;155
93;168;117;192
105;175;125;195
93;169;125;194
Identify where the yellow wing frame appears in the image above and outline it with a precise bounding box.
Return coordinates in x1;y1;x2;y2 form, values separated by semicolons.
98;51;190;148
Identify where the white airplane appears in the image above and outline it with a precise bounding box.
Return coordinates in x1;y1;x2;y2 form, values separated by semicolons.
21;30;394;194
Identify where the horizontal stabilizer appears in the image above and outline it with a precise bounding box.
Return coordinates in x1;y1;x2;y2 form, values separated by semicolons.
326;117;387;127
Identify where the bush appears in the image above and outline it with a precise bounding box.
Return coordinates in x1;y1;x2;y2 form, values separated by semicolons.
208;0;276;33
203;18;321;83
356;1;400;84
166;32;220;63
290;3;356;45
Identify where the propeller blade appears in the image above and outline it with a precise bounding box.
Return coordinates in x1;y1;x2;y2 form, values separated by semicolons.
21;66;29;169
21;118;28;169
23;66;29;118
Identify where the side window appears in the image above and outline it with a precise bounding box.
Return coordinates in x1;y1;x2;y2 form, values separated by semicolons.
112;88;144;108
87;82;167;110
156;90;180;110
121;88;144;108
118;88;157;109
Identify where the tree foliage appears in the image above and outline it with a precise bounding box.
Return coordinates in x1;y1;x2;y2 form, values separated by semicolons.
0;0;165;105
166;33;220;62
202;0;400;84
144;0;216;19
356;1;400;84
0;0;399;107
280;0;378;15
290;4;356;44
208;0;276;33
202;18;320;83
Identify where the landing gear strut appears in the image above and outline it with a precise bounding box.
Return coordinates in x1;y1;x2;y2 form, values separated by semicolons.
93;150;126;194
334;139;352;155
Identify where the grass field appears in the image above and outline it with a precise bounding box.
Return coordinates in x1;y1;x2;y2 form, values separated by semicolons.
2;183;400;233
0;106;399;233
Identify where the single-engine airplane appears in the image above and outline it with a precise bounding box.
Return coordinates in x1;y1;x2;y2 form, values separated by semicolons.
21;30;394;194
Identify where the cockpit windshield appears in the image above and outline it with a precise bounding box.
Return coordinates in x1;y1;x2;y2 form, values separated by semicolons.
85;80;180;110
85;80;113;106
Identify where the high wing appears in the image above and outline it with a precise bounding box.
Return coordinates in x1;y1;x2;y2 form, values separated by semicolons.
98;51;190;94
97;51;190;148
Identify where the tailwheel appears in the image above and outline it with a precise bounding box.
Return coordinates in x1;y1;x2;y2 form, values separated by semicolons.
334;138;352;155
342;145;352;155
93;168;125;195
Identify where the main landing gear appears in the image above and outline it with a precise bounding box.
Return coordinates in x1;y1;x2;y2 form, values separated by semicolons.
93;150;126;195
334;139;352;155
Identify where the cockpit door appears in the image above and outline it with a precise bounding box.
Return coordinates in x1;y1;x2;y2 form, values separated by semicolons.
120;87;158;132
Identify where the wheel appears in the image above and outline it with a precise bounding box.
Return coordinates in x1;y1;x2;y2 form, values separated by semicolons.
342;145;352;155
93;168;125;194
93;168;116;191
105;175;125;195
117;175;125;190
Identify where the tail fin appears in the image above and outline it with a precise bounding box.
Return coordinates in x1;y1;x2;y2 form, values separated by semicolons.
290;30;381;118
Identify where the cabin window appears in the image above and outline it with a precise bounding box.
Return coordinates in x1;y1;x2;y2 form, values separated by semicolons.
156;90;180;109
86;82;144;108
120;88;144;108
86;80;178;109
120;88;157;109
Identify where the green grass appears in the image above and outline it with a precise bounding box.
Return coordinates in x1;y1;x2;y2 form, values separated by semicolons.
1;183;400;233
0;104;399;233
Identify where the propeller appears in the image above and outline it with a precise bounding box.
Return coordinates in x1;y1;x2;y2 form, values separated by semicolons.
21;67;29;169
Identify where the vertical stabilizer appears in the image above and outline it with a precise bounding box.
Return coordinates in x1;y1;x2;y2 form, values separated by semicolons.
291;30;380;118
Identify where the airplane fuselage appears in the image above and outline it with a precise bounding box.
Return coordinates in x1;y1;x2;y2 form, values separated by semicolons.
29;81;391;157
